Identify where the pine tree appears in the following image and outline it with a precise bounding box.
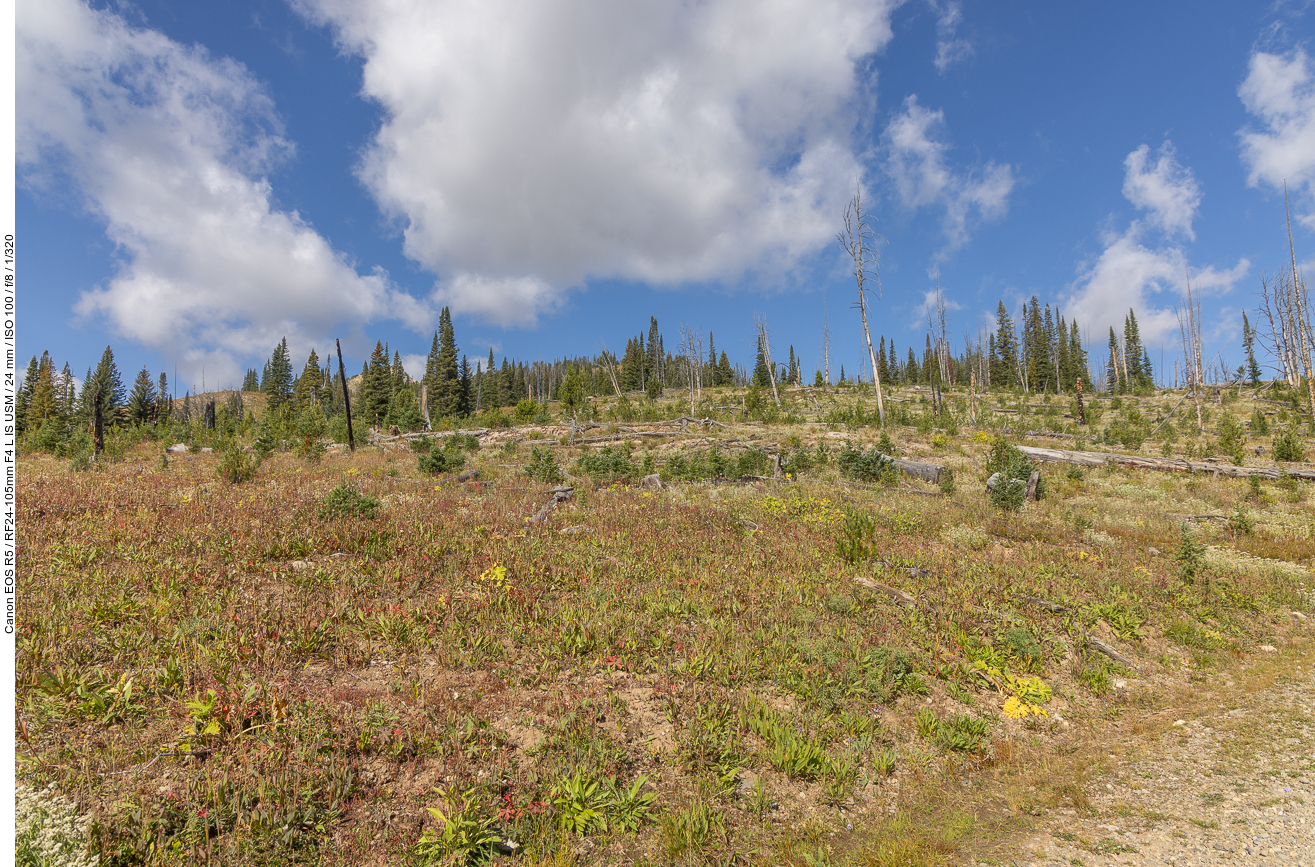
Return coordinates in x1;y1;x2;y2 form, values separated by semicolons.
1107;327;1121;393
876;337;889;385
992;301;1018;387
752;335;772;388
156;372;171;422
1123;309;1151;389
26;353;57;431
458;356;473;416
499;358;513;406
431;308;462;417
263;338;295;411
486;348;497;405
1068;320;1088;390
646;317;662;387
717;351;733;388
241;369;259;392
359;341;392;427
56;363;78;424
84;346;127;425
887;341;899;384
1242;311;1262;385
16;355;38;436
906;348;920;384
294;349;323;411
621;336;645;392
127;366;157;425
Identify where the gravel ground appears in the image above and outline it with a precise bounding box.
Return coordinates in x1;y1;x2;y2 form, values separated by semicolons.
999;661;1315;866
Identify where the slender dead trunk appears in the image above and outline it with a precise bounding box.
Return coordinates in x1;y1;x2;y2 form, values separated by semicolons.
336;339;355;451
1286;183;1315;432
838;183;887;423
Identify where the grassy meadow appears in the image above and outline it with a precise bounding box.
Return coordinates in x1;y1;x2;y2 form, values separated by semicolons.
16;381;1315;866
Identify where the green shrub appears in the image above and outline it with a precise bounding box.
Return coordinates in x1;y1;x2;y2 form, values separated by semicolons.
217;441;260;484
1176;523;1207;584
835;511;876;563
418;449;466;476
984;437;1039;511
481;407;512;429
320;483;380;520
1216;410;1245;465
836;443;898;484
1251;408;1270;436
576;445;639;482
1274;428;1307;462
524;446;564;483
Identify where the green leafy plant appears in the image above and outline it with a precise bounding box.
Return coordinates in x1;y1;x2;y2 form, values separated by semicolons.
413;787;499;866
550;769;609;835
418;447;466;476
660;799;725;860
607;774;658;833
319;483;380;520
984;436;1039;511
1216;411;1246;465
835;510;876;563
1176;523;1207;584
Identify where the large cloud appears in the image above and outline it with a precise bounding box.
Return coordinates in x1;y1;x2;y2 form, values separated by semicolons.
881;95;1014;251
295;0;901;325
1066;143;1247;348
1239;48;1315;227
17;0;428;386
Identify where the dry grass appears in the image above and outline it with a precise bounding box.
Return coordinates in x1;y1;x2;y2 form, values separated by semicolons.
17;382;1315;866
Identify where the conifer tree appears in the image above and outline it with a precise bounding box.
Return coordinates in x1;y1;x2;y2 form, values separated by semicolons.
717;351;733;387
84;346;127;425
57;363;78;424
1107;327;1121;393
1068;320;1088;390
294;350;323;410
1123;309;1151;389
156;372;171;421
906;348;920;384
887;341;899;384
241;369;259;392
458;356;473;416
263;338;295;411
26;353;57;431
992;301;1018;387
1243;311;1262;385
646;317;663;386
359;341;392;427
430;308;462;417
127;366;157;425
16;355;38;436
752;335;772;388
876;337;889;385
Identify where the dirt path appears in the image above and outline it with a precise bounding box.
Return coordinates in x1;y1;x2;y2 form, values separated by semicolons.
991;653;1315;866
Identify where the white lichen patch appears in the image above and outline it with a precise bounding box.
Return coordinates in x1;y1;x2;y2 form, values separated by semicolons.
1205;545;1310;578
942;524;989;550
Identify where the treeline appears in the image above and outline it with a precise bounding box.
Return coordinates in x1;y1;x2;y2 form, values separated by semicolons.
18;294;1188;454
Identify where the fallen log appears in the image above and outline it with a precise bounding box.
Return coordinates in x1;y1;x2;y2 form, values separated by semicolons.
527;486;574;524
889;456;953;487
1015;445;1315;481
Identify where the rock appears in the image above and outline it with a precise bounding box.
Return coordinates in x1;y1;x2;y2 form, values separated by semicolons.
200;447;213;454
455;469;480;482
290;560;309;572
166;443;189;454
640;473;664;490
1114;679;1128;690
1292;611;1308;621
1260;644;1278;652
559;525;590;535
985;472;1004;491
1147;547;1161;555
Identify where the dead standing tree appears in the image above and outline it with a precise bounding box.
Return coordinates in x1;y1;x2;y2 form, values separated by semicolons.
754;315;781;408
838;183;887;423
678;325;705;416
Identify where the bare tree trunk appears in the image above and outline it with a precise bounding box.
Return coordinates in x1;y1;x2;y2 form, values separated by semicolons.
822;296;832;386
755;315;781;408
1286;183;1315;431
838;182;887;423
93;392;104;457
336;339;355;451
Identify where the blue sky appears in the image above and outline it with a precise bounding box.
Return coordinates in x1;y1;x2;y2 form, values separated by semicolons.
16;0;1315;393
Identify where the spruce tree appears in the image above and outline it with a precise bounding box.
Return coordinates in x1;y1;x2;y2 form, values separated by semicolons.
458;356;473;416
26;353;57;431
16;355;38;436
1068;320;1088;391
57;363;78;424
906;348;920;384
157;372;171;421
717;351;733;387
1243;311;1262;385
752;335;772;388
263;338;295;411
1107;328;1121;393
646;317;662;387
876;337;889;385
241;369;259;392
85;346;127;425
294;350;323;410
993;301;1018;387
359;341;392;427
430;308;462;417
127;366;157;425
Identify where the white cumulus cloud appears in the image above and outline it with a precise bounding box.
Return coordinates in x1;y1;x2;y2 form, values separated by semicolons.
1065;143;1247;348
1239;48;1315;226
1122;142;1201;239
881;95;1014;251
929;1;973;73
17;0;429;386
294;0;901;325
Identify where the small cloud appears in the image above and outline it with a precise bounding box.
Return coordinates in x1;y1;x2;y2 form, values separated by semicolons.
1122;142;1201;239
929;1;973;73
881;95;1014;252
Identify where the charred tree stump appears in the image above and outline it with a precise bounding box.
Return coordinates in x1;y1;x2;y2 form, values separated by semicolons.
336;339;355;452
